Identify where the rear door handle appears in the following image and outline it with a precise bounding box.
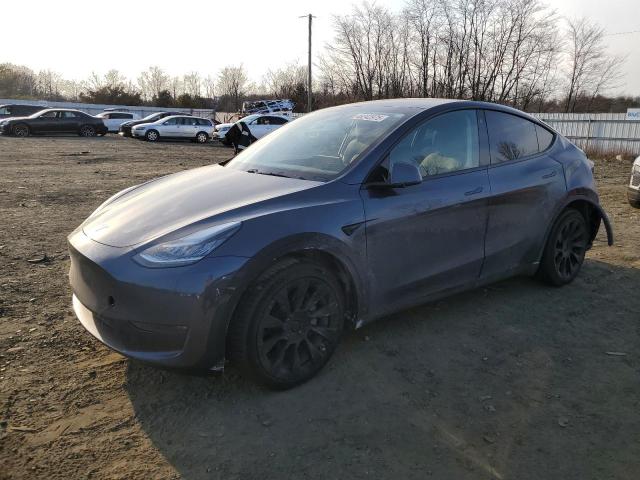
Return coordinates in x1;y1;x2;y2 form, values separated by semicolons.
464;186;483;196
542;170;557;179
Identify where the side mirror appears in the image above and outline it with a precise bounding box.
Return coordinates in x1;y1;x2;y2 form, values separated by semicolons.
387;162;422;187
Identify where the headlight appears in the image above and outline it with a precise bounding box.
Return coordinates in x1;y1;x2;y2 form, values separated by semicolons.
133;221;241;268
633;162;640;174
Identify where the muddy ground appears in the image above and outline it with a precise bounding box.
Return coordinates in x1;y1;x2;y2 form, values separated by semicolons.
0;135;638;480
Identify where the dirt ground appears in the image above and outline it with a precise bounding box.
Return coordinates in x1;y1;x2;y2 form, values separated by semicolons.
0;135;638;480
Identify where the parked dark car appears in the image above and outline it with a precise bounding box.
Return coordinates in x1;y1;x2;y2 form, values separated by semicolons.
68;99;613;388
119;111;191;137
0;103;46;119
0;108;108;137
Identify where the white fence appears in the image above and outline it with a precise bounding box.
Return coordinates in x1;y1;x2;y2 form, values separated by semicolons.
0;98;215;119
530;112;640;155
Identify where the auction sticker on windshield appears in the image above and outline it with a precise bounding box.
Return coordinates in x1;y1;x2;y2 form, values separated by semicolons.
352;113;389;122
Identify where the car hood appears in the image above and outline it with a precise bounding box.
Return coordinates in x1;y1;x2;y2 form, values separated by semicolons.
82;165;321;248
1;116;30;123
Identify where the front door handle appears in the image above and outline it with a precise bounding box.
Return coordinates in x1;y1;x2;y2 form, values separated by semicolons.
464;186;483;196
542;170;557;179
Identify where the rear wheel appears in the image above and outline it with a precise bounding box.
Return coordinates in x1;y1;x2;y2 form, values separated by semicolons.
145;129;159;142
537;209;588;286
12;124;29;137
228;260;345;389
195;131;209;144
79;125;96;137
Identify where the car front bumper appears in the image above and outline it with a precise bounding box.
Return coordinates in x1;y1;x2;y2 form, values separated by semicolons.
132;129;146;138
68;229;249;370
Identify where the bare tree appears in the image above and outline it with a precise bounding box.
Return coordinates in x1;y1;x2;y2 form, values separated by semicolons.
563;17;623;112
138;66;169;101
183;71;202;98
203;75;216;99
217;65;248;111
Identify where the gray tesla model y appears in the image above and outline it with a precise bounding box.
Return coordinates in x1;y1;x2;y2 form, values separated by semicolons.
68;99;613;388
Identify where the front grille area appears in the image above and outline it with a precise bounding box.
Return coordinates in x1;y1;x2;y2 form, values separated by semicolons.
631;171;640;187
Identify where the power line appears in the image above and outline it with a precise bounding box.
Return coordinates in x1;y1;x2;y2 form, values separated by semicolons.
604;29;640;36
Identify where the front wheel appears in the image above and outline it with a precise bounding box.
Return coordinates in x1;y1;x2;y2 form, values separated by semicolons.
227;260;345;389
12;124;30;137
537;209;588;286
145;129;159;142
79;125;96;137
195;131;209;144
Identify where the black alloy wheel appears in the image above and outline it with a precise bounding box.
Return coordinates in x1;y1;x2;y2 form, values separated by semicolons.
228;260;345;389
538;209;588;286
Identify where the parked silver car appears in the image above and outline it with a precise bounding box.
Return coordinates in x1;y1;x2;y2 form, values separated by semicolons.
132;115;215;143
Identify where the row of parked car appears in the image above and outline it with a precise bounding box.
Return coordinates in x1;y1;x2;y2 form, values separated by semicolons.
0;102;296;147
0;103;218;143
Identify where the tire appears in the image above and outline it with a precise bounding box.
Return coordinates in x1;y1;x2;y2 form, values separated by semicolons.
628;191;640;209
537;209;589;286
227;259;345;389
145;129;159;142
12;124;30;137
79;125;96;137
195;131;209;144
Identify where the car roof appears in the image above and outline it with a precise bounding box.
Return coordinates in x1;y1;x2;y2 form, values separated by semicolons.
345;98;543;122
36;108;85;114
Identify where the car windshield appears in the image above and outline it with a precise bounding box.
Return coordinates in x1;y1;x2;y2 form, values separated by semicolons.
142;113;162;121
226;106;406;181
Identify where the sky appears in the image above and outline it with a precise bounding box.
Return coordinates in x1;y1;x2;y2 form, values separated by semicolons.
2;0;639;95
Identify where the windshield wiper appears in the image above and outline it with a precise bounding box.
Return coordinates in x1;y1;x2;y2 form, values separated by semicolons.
246;169;292;179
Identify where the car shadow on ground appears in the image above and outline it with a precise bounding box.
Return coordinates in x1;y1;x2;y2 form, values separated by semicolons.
125;259;640;480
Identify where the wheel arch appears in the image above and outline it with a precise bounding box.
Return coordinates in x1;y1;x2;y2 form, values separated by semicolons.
216;234;367;366
538;195;613;264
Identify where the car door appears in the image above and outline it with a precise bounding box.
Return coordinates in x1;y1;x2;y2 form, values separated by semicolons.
248;117;269;139
480;109;565;279
361;109;491;314
265;116;287;136
181;117;198;138
60;111;81;132
160;117;180;137
32;110;59;133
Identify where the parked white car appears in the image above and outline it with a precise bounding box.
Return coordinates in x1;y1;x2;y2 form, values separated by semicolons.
131;115;215;143
95;111;139;133
241;114;290;139
628;156;640;208
213;122;234;145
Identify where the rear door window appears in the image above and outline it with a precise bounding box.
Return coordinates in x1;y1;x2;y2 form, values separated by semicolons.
485;111;539;163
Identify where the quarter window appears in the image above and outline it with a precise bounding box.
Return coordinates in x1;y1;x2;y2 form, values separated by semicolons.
485;111;539;163
389;110;480;177
535;124;554;151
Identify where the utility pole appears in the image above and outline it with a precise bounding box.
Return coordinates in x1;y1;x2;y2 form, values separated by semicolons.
300;13;315;112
